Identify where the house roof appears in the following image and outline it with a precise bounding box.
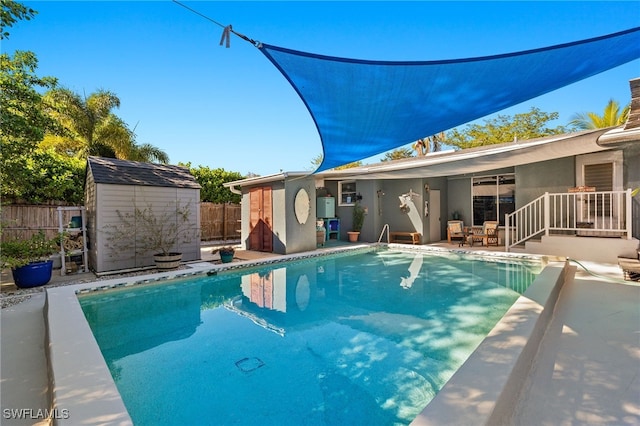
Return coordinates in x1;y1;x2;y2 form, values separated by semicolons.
225;129;615;189
224;128;616;190
223;171;310;189
319;128;613;180
86;157;201;189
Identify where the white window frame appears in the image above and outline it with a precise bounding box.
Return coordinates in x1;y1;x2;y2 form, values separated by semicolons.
575;151;623;191
338;180;357;206
575;151;623;223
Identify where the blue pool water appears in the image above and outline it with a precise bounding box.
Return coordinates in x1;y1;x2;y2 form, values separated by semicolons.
79;249;542;425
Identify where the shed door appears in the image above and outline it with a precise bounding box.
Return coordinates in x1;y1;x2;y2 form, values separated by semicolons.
249;187;273;252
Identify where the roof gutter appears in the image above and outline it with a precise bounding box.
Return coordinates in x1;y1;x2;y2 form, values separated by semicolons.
597;126;640;146
227;184;242;195
223;172;310;190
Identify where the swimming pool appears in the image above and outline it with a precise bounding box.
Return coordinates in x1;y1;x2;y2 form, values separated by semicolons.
78;247;542;425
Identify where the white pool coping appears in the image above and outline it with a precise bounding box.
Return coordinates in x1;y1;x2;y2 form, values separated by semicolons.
45;244;562;425
411;261;568;425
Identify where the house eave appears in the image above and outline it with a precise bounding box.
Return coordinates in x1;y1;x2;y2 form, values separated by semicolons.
223;172;310;188
597;126;640;147
319;128;612;180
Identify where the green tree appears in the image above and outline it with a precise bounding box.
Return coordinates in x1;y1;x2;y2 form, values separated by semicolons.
181;163;244;203
43;88;169;163
446;107;568;149
1;50;57;146
569;99;630;130
333;161;363;170
0;1;85;204
310;154;322;170
1;0;36;39
128;142;170;164
1;148;85;204
381;147;414;161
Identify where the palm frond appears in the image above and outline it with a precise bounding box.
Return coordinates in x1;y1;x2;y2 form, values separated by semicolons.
130;143;170;164
569;99;630;129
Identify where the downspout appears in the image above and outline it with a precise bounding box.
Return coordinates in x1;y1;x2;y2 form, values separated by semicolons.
228;184;242;195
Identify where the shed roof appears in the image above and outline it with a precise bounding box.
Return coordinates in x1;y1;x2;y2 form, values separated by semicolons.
87;157;201;189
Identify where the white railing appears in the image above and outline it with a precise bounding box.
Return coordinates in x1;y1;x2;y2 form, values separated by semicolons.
505;189;632;251
378;223;390;243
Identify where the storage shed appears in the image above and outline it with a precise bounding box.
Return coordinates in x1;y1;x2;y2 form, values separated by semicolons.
85;156;201;273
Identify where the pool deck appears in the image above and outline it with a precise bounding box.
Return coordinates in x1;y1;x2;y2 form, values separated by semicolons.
1;242;638;425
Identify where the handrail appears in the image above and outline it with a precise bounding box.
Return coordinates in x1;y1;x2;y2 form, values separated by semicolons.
506;190;631;252
505;193;547;251
378;224;390;243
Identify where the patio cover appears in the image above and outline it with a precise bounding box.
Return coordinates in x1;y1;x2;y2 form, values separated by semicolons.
259;27;640;172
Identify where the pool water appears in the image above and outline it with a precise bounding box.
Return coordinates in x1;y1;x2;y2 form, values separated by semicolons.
79;249;542;425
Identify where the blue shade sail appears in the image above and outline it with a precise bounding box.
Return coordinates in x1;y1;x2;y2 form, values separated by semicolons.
259;27;640;172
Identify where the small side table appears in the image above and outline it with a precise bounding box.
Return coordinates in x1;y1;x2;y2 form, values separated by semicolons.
460;227;474;247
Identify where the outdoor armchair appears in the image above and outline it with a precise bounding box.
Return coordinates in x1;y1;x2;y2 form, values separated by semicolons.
447;220;465;244
471;221;499;246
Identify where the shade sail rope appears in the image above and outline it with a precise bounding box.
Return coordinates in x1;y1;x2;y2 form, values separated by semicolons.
172;0;259;47
171;2;640;173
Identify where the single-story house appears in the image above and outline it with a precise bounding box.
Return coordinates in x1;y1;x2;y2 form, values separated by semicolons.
225;79;640;263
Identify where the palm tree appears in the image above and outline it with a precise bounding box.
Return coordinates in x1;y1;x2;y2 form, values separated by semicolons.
412;138;428;156
569;99;630;130
42;88;168;163
412;132;446;156
129;143;169;164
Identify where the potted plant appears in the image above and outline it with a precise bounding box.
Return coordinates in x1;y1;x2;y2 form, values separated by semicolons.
348;201;365;242
216;246;235;263
1;231;60;288
105;201;198;270
316;221;326;246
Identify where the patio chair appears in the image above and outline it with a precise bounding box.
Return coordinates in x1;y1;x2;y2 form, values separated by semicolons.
483;221;499;246
470;221;499;246
447;220;465;244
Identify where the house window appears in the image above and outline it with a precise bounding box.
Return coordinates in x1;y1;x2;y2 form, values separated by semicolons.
472;174;515;226
338;181;357;206
576;151;623;219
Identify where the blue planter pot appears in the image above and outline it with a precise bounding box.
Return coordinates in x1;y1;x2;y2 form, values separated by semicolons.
220;252;234;263
12;260;53;288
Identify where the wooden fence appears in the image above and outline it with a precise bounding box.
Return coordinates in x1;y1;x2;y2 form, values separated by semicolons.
200;202;241;241
1;203;241;242
1;205;65;241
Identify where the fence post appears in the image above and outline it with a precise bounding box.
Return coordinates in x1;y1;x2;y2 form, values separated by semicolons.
626;188;632;240
223;203;228;241
544;192;550;236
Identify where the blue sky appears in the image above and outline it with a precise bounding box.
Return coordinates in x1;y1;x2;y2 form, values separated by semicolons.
5;1;640;176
